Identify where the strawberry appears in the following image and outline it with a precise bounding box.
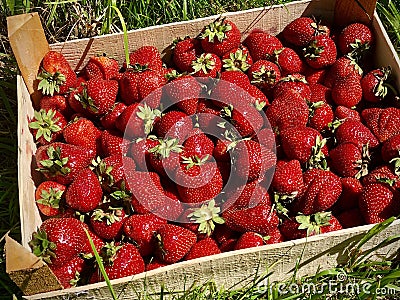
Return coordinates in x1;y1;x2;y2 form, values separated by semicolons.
337;23;373;56
361;67;393;103
362;107;400;143
280;212;342;240
272;75;311;99
222;46;253;72
335;177;363;211
191;53;222;77
234;232;267;250
80;224;105;258
219;70;251;89
29;217;86;266
93;242;145;281
282;17;330;47
362;165;400;188
329;142;370;178
359;183;400;224
247;84;270;107
66;168;102;213
334;106;361;122
127;45;163;71
292;169;342;215
308;101;334;132
123;213;167;256
37;51;77;96
280;127;328;168
303;35;337;69
182;131;214;161
35;181;66;217
155;224;197;263
49;256;86;289
221;103;264;137
267;47;306;76
243;29;283;61
264;227;285;244
323;56;363;88
29;109;67;145
90;206;127;240
331;75;362;107
129;137;159;171
154;110;193;141
173;37;203;73
84;54;119;80
223;202;279;235
36;142;93;185
223;181;271;211
175;162;223;203
309;83;332;104
73;78;118;116
100;129;130;157
381;133;400;162
100;102;127;130
200;18;241;57
304;66;327;84
146;258;169;271
248;60;281;92
63;117;102;154
40;95;73;118
334;119;379;149
148;137;182;177
337;208;365;229
184;237;221;260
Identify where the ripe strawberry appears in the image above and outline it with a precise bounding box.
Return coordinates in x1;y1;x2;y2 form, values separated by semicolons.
175;162;223;203
191;53;222;77
335;120;379;149
146;258;169;271
234;232;267;250
335;177;363;211
100;129;130;157
280;212;342;240
128;45;163;71
219;70;251;88
182;131;214;161
252;127;276;150
243;29;283;61
362;165;400;188
200;18;241;57
334;106;361;122
272;74;312;99
65;168;102;213
231;139;276;182
173;37;203;73
248;60;281;92
293;169;342;215
222;103;264;137
148;137;182;177
381;133;400;162
50;256;86;289
37;51;77;96
359;183;400;224
184;237;221;260
35;181;66;217
129;137;159;171
123;213;167;256
80;224;105;258
303;35;337;69
29;217;86;266
93;242;145;281
265;227;285;244
308;101;334;132
84;54;119;80
63;117;102;154
338;23;373;56
40;95;73;118
29;109;66;145
223;181;271;211
282;17;330;47
247;84;270;107
280;127;328;167
90;206;127;240
337;208;365;228
36;142;93;185
100;102;127;130
154;110;193;141
361;67;393;103
323;56;363;88
222;45;253;72
309;83;332;104
304;66;327;84
155;224;197;263
329;142;370;178
267;47;306;76
362;107;400;143
331;75;362;107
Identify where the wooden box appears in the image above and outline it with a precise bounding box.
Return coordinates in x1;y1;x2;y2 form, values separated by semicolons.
8;0;400;298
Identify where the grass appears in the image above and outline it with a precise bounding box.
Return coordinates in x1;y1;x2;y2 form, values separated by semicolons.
0;0;399;299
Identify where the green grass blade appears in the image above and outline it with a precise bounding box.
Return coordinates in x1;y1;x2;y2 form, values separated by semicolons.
110;5;130;66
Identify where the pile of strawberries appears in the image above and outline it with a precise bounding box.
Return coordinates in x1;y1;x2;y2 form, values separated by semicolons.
27;14;400;289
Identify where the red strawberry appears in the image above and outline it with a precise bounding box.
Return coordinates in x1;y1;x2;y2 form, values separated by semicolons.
282;17;330;47
191;53;222;77
100;129;130;157
334;106;361;122
223;181;271;211
303;35;337;69
243;29;283;61
154;110;193;141
173;37;203;73
362;165;400;188
309;83;332;104
35;181;66;217
359;183;400;224
222;45;253;72
155;224;197;263
182;131;214;161
50;256;86;289
63;117;102;154
323;56;363;88
337;208;365;228
362;107;400;143
148;138;182;177
280;212;342;240
234;232;267;250
267;47;306;76
29;109;67;145
100;102;127;130
200;18;241;57
338;23;373;56
93;242;145;281
331;75;362;107
184;237;221;260
308;101;334;132
129;137;159;171
29;217;86;266
37;51;77;96
335;120;379;148
381;133;400;162
361;67;393;103
65;168;102;213
40;95;73;118
247;84;270;107
123;213;167;256
219;70;251;88
304;67;327;84
222;103;264;137
128;45;163;71
329;142;370;178
265;227;285;244
90;206;127;240
36;142;93;185
146;258;169;271
248;60;281;92
293;169;342;215
272;75;311;99
335;177;363;211
80;225;105;258
84;54;119;80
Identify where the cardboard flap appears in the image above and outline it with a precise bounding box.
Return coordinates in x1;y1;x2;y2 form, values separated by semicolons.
7;12;49;106
334;0;378;27
5;235;43;273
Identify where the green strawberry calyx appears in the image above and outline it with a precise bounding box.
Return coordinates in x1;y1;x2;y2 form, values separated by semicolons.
37;69;66;96
273;191;298;218
389;153;400;176
74;87;99;114
181;155;210;169
91;156;114;188
92;207;124;225
222;48;250;72
201;18;231;43
102;241;123;265
373;66;393;100
296;211;332;236
38;146;71;176
355;143;370;179
307;135;328;170
303;40;324;59
148;138;183;158
29;109;62;143
192;53;216;75
251;65;277;86
307;100;325;118
187;199;225;236
29;229;57;265
136;104;162;135
36;187;63;209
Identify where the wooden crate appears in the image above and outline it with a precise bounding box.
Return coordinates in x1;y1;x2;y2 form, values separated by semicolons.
8;0;400;298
